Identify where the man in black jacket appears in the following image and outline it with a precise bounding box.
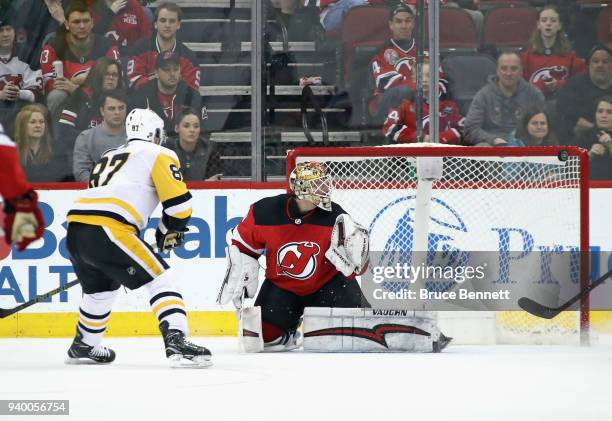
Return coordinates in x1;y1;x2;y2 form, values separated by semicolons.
129;50;202;137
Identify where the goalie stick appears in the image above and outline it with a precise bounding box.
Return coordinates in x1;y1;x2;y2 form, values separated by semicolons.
0;279;80;319
518;268;612;319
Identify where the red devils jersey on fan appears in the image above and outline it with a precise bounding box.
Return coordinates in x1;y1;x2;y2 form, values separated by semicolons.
370;38;447;114
520;50;587;98
232;193;350;296
40;35;120;92
383;98;464;144
127;36;200;90
0;131;30;200
89;0;152;48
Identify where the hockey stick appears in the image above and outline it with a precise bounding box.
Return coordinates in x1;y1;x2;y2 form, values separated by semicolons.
0;242;160;319
518;268;612;319
0;279;80;319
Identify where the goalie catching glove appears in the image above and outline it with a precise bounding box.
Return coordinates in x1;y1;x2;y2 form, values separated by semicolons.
3;190;45;251
325;214;369;277
155;220;187;252
217;245;260;309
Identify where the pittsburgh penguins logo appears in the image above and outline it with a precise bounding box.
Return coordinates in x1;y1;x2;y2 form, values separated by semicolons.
276;242;321;280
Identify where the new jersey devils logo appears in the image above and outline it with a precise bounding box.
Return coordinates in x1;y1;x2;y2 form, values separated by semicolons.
277;242;321;280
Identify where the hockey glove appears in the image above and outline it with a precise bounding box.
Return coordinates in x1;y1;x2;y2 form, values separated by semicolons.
155;221;187;252
3;190;45;251
325;214;369;277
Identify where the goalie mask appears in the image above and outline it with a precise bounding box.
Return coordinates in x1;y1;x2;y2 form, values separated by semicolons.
125;108;166;145
289;162;332;211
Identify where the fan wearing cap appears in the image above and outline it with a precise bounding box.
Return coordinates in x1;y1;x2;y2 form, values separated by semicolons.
369;4;448;124
126;2;199;90
0;13;43;129
556;44;612;144
129;49;202;137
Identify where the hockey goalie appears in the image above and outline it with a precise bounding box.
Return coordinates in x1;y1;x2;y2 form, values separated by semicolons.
0;124;44;251
218;161;451;353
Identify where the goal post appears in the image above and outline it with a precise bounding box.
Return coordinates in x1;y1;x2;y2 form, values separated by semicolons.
286;145;591;345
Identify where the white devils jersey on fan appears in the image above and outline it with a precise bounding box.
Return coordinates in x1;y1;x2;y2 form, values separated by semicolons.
67;140;192;232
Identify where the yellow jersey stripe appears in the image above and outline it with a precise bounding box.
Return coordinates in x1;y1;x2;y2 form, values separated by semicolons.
76;197;143;226
106;227;164;277
67;214;138;234
151;152;189;203
152;299;186;315
170;207;192;220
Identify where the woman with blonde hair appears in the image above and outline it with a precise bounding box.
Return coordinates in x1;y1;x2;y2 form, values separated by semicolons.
14;103;70;181
521;6;587;99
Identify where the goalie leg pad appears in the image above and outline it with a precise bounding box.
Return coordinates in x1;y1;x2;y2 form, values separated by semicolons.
217;245;260;309
303;308;448;353
239;306;264;353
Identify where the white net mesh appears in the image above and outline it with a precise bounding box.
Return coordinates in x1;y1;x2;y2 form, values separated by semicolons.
291;145;588;345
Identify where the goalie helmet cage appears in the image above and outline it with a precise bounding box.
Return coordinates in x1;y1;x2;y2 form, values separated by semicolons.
286;145;590;345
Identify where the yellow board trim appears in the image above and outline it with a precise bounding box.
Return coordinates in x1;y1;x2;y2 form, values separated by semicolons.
1;311;611;338
76;197;143;226
0;312;238;337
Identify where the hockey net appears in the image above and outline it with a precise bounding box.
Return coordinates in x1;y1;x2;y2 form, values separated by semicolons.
287;145;590;345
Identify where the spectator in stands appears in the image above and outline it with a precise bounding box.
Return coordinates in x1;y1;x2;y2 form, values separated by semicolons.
464;52;545;146
129;50;202;137
0;15;43;132
370;4;447;123
127;1;199;90
576;96;612;180
301;0;367;34
269;0;323;42
73;89;127;182
506;106;558;147
14;104;69;182
556;45;612;145
165;107;222;181
40;1;120;117
56;56;125;165
521;6;586;100
4;0;67;69
382;62;464;144
87;0;152;51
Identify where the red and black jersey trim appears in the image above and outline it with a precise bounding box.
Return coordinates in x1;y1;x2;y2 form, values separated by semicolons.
304;324;430;348
252;193;345;227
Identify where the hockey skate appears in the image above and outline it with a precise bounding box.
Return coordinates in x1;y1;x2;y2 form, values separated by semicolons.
263;329;302;352
65;330;116;364
432;332;452;353
159;321;212;368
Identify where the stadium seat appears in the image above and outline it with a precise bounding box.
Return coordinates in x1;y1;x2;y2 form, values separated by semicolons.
339;5;391;88
483;6;538;50
477;1;530;13
423;7;480;52
441;53;497;115
597;6;612;44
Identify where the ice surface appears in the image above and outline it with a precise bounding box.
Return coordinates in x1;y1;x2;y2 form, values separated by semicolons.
1;337;612;421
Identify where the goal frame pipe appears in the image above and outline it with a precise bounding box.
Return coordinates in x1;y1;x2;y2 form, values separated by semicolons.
287;145;591;344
